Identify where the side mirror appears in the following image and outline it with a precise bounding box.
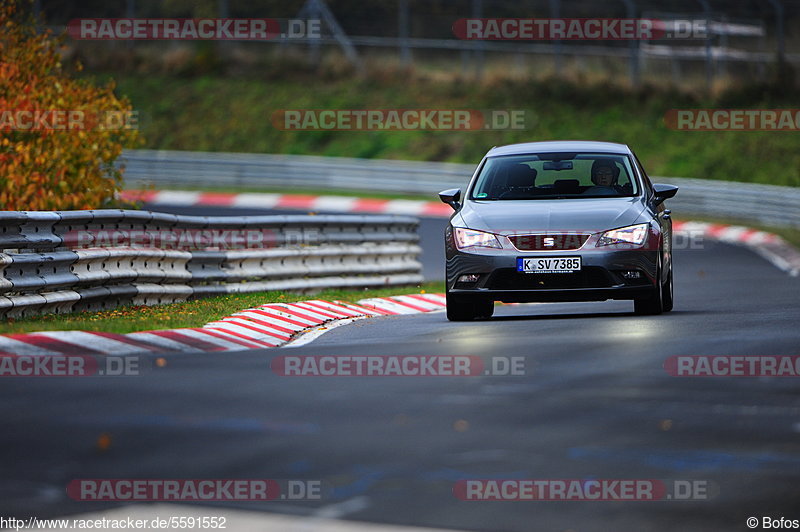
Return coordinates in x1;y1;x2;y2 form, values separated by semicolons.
438;188;462;211
652;184;678;206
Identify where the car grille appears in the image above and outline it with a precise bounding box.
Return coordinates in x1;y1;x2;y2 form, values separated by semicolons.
508;233;590;251
486;267;613;290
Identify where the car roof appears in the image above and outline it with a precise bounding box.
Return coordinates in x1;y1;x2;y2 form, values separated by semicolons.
487;140;631;157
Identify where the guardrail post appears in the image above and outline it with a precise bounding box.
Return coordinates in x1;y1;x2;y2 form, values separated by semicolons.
549;0;563;74
471;0;484;80
697;0;713;91
766;0;785;67
126;0;135;50
621;0;640;87
398;0;411;66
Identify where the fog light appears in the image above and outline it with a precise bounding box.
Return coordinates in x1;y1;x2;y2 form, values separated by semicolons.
458;274;480;283
621;270;642;279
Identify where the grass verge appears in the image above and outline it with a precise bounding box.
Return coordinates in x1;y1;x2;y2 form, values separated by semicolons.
105;73;800;187
0;282;445;336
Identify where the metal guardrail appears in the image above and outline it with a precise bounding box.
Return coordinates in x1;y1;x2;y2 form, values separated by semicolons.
658;177;800;229
120;150;473;195
0;210;422;318
120;150;800;229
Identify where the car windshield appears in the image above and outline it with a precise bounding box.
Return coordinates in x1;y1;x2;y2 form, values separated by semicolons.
470;152;639;200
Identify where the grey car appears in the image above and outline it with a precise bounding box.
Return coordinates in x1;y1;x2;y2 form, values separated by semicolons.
439;141;678;321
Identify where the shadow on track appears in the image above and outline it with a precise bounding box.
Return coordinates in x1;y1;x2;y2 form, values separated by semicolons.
480;309;709;322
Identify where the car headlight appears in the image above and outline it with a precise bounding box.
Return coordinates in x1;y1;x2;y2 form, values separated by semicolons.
454;227;502;250
597;223;650;247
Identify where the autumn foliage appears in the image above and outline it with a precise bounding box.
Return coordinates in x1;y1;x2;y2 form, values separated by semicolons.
0;0;138;210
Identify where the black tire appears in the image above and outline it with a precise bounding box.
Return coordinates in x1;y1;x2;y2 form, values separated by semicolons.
476;299;495;319
634;257;665;315
446;293;493;321
446;293;476;321
661;265;674;313
634;290;663;315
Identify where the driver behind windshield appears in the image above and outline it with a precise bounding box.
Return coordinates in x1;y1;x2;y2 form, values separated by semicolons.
583;159;631;196
590;159;619;187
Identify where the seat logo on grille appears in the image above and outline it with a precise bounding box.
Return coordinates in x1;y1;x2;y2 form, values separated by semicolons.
543;237;556;247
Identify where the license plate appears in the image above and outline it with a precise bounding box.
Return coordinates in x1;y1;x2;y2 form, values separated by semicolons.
517;256;581;273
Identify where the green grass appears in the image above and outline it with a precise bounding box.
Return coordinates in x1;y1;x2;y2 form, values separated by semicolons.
0;282;445;336
102;73;800;187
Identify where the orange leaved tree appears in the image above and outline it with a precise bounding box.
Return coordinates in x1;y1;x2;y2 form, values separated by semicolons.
0;0;139;210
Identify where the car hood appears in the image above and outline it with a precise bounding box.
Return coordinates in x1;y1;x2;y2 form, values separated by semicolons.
452;197;647;234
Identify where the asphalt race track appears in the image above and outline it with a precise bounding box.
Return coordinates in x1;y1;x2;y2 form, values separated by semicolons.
1;203;798;531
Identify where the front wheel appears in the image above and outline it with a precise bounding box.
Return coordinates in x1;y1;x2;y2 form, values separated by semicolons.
475;298;494;319
661;265;674;312
634;258;666;315
446;293;494;321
